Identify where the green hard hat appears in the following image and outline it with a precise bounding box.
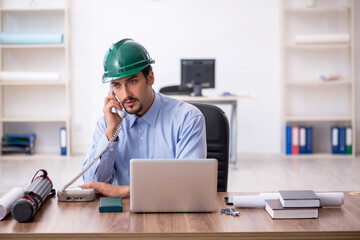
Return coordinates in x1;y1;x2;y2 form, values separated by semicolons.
102;38;155;83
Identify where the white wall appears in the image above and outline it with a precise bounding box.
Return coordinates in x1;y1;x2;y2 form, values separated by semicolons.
70;0;359;155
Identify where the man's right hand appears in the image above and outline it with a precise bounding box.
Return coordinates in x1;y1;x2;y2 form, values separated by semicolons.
104;92;123;140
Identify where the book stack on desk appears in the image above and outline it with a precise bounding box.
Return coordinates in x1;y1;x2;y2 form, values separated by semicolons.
1;134;36;155
265;190;320;219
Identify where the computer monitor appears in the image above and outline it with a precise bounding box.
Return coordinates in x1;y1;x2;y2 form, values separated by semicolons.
181;59;215;96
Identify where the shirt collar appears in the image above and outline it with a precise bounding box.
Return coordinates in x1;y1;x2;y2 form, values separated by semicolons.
128;91;160;128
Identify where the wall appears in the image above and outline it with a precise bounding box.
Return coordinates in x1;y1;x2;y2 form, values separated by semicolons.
70;0;358;155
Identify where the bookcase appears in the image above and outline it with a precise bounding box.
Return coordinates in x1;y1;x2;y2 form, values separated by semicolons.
0;0;71;158
280;0;355;158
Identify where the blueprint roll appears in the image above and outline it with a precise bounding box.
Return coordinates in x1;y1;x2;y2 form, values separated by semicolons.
0;32;63;44
233;193;280;208
0;187;24;220
316;192;344;207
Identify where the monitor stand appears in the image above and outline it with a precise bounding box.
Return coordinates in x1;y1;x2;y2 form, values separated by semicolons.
193;84;202;96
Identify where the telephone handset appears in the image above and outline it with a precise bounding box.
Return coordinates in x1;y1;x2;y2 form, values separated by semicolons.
110;85;126;119
57;85;126;202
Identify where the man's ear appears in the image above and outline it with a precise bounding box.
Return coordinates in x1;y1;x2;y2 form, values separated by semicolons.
147;70;154;86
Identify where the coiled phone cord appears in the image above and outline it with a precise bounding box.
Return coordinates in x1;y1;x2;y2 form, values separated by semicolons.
60;126;121;193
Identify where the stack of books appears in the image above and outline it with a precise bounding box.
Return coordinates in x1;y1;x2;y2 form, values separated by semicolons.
331;126;352;155
286;125;313;155
265;190;320;219
1;134;36;155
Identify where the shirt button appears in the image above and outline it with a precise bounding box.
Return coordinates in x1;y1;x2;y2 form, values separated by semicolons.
110;148;114;151
140;137;144;140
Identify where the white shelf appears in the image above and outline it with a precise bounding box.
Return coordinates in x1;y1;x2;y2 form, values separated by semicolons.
0;44;65;49
0;0;71;157
1;116;68;122
285;79;351;86
286;44;350;49
285;116;352;122
0;153;68;160
284;6;350;13
0;80;66;85
281;0;355;158
0;7;65;12
283;153;353;159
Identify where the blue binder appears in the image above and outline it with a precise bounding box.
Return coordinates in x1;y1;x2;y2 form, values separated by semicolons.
286;125;292;155
306;127;313;154
60;127;67;156
338;127;346;154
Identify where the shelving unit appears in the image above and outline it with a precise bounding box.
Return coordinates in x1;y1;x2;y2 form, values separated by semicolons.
280;0;355;158
0;0;71;158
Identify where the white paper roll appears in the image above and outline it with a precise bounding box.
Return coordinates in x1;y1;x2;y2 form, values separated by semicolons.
294;34;350;44
0;71;60;81
233;192;344;208
0;187;24;220
316;192;344;207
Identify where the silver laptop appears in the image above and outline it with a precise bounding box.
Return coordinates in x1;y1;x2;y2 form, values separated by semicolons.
130;158;218;212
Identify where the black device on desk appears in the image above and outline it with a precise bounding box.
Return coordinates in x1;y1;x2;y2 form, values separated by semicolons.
160;59;215;96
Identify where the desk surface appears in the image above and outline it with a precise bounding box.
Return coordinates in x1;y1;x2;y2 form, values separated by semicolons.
1;192;360;240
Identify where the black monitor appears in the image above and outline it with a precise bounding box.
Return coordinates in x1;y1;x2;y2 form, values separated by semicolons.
181;59;215;96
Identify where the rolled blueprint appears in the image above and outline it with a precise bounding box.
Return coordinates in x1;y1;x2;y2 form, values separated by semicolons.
0;32;63;44
0;187;24;220
294;34;349;44
0;71;60;81
316;192;344;207
233;192;344;208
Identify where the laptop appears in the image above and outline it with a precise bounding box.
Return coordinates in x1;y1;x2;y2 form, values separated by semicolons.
130;158;218;212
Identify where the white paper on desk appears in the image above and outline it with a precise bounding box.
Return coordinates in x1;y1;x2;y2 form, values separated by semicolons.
233;192;344;208
0;71;60;81
294;34;349;44
0;187;24;220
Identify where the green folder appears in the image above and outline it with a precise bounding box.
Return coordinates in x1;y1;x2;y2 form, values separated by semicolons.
346;126;352;155
99;197;123;213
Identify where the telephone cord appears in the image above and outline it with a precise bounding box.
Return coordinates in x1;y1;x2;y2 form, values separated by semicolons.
60;126;121;193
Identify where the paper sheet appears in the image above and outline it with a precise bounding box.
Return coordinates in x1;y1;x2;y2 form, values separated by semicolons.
0;187;24;220
233;192;344;208
0;71;60;81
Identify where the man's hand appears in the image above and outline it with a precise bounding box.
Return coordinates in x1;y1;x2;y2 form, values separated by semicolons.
104;92;123;140
78;181;130;198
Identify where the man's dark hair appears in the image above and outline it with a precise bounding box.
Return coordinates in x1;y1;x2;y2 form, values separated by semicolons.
141;65;153;83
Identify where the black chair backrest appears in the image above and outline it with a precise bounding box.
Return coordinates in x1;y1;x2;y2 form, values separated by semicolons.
192;103;229;192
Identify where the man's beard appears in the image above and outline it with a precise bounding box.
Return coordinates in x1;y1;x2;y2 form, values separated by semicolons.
122;97;143;115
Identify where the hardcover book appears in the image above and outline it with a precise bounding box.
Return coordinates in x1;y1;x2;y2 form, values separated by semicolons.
279;190;320;208
265;199;318;219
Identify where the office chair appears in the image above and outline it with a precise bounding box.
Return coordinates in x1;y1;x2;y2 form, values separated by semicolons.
159;85;193;95
192;103;229;192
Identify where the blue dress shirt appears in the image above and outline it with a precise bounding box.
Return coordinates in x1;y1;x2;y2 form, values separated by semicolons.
82;92;207;185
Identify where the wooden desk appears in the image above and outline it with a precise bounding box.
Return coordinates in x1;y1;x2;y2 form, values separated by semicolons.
1;192;360;240
173;95;253;167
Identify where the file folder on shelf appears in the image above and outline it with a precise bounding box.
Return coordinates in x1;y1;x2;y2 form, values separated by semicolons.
346;126;352;155
331;127;339;154
291;126;299;155
60;128;67;156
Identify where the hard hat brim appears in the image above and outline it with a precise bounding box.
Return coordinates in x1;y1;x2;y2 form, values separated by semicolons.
102;64;150;83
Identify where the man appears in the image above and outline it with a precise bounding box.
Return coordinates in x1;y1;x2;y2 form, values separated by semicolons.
79;39;207;198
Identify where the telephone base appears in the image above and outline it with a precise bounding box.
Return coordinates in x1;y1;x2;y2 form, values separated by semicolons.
57;187;95;202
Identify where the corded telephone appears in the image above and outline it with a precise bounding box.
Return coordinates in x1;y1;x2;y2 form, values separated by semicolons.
57;85;125;202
